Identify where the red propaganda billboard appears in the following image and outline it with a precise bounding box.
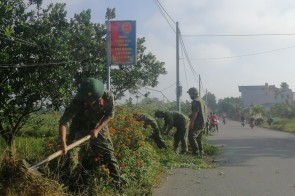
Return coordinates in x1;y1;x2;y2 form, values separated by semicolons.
110;20;136;65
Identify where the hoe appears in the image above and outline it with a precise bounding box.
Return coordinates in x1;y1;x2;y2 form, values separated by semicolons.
23;135;91;174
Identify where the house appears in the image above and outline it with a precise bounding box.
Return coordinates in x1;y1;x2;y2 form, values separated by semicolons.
238;83;294;110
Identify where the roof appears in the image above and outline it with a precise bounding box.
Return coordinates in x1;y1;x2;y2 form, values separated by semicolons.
238;85;276;92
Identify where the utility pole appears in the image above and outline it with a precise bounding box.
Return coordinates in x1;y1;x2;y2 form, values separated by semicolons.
176;22;181;112
199;75;201;97
106;20;111;90
205;89;208;104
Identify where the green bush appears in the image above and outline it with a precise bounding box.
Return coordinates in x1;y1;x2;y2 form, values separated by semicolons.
0;106;220;195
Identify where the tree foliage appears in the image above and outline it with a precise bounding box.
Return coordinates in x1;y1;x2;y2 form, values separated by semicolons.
217;97;241;120
0;0;166;149
202;92;217;111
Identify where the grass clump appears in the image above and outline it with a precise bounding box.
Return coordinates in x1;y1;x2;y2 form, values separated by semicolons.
0;154;65;196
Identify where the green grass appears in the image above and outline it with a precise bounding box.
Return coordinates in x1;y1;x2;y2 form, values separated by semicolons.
0;111;221;196
262;118;295;133
0;137;47;161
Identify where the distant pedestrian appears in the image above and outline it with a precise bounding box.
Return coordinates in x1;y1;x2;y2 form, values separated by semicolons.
133;113;167;149
249;113;255;129
267;115;273;126
155;110;189;154
187;87;208;158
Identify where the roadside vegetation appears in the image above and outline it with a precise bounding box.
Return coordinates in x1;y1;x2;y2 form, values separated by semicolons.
0;105;219;195
3;0;293;195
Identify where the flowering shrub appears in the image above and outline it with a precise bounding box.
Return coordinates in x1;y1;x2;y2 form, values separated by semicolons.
109;106;160;185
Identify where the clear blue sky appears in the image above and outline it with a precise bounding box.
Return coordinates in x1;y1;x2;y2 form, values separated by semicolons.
44;0;295;103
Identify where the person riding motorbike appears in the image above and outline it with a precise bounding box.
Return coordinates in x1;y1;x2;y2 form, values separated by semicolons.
222;112;227;124
210;113;219;132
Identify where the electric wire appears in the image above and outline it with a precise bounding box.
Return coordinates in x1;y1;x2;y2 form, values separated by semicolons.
0;32;39;47
154;0;176;24
153;0;175;33
179;30;199;82
0;61;76;68
182;33;295;37
180;47;189;89
190;45;295;60
161;83;176;91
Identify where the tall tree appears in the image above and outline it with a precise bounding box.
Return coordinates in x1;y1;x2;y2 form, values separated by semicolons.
203;92;217;111
217;97;241;120
0;1;167;150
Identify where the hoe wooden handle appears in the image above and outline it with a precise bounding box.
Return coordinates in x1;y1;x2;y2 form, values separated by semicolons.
28;135;91;171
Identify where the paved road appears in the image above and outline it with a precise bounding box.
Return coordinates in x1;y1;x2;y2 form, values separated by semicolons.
152;120;295;196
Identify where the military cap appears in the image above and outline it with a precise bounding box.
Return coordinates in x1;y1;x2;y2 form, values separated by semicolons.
187;87;198;95
77;78;104;102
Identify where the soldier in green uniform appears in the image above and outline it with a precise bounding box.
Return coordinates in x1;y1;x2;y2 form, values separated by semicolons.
133;113;167;149
155;110;189;154
187;87;208;158
58;78;122;187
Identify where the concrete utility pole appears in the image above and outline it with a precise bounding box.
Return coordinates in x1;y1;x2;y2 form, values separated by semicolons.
199;75;201;97
176;22;181;112
106;20;111;90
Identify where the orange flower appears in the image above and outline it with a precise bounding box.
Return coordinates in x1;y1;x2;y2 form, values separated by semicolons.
123;128;130;133
101;165;110;175
137;160;143;167
121;163;126;169
125;138;131;144
130;151;136;155
116;154;122;159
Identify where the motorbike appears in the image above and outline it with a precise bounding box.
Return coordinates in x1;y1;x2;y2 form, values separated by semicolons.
250;122;255;129
250;117;255;129
241;119;245;127
222;117;226;124
210;119;219;132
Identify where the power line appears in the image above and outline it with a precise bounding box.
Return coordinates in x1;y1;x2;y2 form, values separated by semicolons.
179;30;199;82
180;49;189;89
182;33;295;37
154;0;176;24
190;45;295;60
0;61;76;68
161;83;176;91
0;32;39;47
146;87;170;102
153;0;176;33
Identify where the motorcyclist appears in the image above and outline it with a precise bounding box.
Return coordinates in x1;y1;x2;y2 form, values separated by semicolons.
210;112;219;132
222;112;227;124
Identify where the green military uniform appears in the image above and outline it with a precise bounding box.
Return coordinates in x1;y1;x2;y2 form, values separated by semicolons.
189;97;208;156
134;113;167;149
59;84;121;183
155;111;189;154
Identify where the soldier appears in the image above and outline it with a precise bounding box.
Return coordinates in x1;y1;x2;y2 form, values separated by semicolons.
187;87;208;158
133;113;167;149
155;110;189;154
58;78;122;188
